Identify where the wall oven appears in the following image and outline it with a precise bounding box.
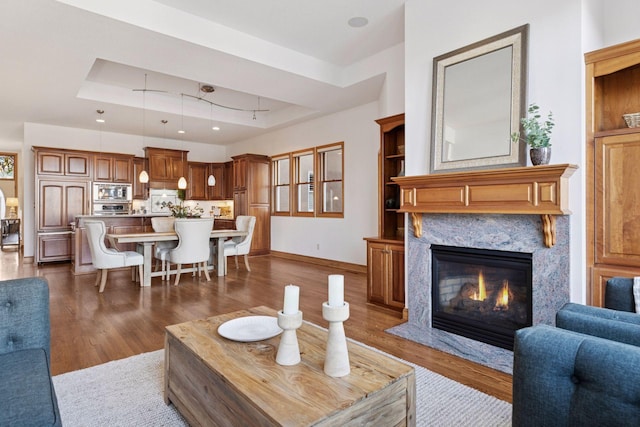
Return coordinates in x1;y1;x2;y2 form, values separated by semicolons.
92;183;132;215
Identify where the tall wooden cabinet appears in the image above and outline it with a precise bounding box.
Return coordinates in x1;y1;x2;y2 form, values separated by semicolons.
132;157;148;200
232;154;271;255
186;161;209;200
33;147;92;264
364;114;406;317
585;39;640;306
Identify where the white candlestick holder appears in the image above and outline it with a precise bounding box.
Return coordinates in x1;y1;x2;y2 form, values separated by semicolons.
276;310;303;366
322;301;350;377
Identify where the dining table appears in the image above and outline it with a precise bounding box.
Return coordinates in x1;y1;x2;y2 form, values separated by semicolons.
106;229;248;287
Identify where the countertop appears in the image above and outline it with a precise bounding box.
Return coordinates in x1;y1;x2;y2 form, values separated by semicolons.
75;214;234;220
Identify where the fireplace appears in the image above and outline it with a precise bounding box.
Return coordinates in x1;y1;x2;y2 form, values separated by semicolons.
431;245;532;350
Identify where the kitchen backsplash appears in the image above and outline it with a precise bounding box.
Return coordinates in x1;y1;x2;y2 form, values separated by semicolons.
132;189;234;217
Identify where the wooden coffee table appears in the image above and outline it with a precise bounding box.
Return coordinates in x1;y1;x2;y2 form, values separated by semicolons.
164;306;416;426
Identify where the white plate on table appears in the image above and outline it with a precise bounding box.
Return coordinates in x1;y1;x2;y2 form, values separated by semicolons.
217;316;282;342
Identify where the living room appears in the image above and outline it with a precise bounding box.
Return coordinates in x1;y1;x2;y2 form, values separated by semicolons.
3;1;640;425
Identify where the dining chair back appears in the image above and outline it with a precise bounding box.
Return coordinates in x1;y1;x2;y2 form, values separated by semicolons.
223;215;256;272
151;216;177;281
169;218;214;286
84;220;144;292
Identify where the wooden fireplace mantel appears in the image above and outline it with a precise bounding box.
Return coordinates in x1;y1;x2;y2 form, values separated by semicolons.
392;164;578;247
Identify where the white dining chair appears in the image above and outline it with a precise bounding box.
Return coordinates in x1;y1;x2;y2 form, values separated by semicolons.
223;215;256;272
169;218;214;286
84;220;144;293
151;216;177;281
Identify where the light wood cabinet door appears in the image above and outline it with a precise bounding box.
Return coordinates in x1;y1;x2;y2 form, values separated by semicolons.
594;133;640;267
365;238;405;313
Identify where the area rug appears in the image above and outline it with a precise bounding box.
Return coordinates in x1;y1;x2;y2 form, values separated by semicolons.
53;349;511;426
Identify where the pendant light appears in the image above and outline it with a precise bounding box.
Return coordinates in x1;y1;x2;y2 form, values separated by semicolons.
177;94;187;190
207;102;216;187
138;74;150;184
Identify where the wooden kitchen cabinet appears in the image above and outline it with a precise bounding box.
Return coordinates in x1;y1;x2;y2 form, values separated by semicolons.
187;161;208;200
207;163;226;200
585;39;640;306
37;180;91;231
232;154;270;255
34;147;91;177
364;238;405;315
132;157;148;199
144;147;188;189
35;179;91;263
224;161;234;198
93;153;133;182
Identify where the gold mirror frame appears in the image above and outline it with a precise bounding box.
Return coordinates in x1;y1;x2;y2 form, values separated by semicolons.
430;24;528;173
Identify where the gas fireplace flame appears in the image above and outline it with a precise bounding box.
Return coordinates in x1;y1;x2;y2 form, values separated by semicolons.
472;270;487;301
495;280;510;310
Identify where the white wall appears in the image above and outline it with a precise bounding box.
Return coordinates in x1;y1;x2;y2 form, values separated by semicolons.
227;102;381;266
405;0;640;303
22;123;227;258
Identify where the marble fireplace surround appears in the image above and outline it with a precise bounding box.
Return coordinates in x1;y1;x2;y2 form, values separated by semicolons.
387;165;576;374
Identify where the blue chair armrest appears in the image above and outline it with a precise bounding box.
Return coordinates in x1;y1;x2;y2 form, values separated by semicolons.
513;325;640;426
556;303;640;347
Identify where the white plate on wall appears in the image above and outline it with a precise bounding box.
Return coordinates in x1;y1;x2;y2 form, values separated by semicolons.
217;316;282;342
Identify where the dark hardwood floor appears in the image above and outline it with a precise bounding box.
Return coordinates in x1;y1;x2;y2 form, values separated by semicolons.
0;248;512;402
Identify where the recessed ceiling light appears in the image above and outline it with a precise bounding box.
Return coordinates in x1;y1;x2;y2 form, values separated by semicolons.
348;17;368;28
178;130;185;134
212;126;220;131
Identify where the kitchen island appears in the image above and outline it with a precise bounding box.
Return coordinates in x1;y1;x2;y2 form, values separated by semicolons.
72;215;235;275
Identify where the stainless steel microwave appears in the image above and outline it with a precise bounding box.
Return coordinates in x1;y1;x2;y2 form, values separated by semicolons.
93;183;132;202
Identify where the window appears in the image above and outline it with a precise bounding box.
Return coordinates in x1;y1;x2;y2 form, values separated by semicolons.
293;149;314;217
271;154;291;215
272;142;344;218
316;143;343;217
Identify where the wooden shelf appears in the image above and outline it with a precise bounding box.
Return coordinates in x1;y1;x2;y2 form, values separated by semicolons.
393;164;578;247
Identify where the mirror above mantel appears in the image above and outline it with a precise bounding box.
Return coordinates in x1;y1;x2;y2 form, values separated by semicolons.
431;24;529;173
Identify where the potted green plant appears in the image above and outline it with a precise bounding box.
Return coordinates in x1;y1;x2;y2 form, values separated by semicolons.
511;103;555;165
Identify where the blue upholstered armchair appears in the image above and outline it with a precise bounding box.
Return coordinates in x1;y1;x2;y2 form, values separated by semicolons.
0;277;62;426
512;277;640;426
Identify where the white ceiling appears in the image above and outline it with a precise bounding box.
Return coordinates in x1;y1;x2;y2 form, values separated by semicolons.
0;0;405;146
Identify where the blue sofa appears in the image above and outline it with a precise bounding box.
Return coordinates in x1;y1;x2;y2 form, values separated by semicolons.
512;277;640;426
0;277;62;426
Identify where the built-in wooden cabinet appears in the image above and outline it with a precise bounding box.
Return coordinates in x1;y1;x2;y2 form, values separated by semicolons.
132;157;148;200
377;114;405;238
586;38;640;306
364;238;405;313
35;178;91;263
224;161;234;198
144;147;188;189
35;148;91;177
93;153;133;182
207;163;226;200
232;154;270;255
365;114;406;317
187;161;209;200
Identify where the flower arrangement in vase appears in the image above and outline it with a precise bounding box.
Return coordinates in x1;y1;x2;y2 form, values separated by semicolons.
161;201;204;218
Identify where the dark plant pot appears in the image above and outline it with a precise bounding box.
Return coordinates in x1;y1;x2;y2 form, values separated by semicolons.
530;147;551;166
